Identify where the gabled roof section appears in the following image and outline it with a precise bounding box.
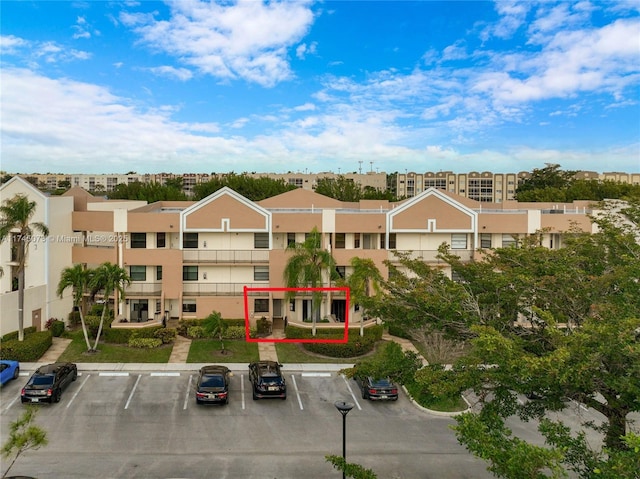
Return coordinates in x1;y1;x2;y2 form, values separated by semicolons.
0;176;47;201
388;187;477;233
258;188;344;209
181;186;270;232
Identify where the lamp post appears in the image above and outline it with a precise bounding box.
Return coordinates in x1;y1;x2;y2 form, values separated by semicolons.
334;400;354;479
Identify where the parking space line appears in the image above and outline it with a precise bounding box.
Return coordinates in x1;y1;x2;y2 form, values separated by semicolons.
99;372;129;377
124;374;142;410
183;375;192;410
150;372;180;377
241;374;245;410
341;374;362;410
2;394;20;412
67;374;90;409
301;372;332;377
291;374;303;410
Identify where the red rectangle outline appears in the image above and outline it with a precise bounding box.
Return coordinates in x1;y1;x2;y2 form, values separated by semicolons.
243;286;350;343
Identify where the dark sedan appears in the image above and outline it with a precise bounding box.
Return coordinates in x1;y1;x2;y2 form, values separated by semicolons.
355;376;399;401
21;362;77;404
195;365;231;405
248;361;286;400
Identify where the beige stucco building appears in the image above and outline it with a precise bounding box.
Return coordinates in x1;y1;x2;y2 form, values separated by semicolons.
1;175;599;335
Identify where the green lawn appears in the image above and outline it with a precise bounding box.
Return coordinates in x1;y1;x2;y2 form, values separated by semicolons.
187;339;259;363
274;341;381;364
58;331;173;363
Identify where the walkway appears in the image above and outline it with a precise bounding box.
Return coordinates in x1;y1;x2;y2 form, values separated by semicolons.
37;337;72;363
168;334;192;363
382;332;429;366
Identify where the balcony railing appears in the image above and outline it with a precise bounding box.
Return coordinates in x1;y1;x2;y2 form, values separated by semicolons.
390;249;473;262
126;283;163;295
182;250;269;263
183;282;269;296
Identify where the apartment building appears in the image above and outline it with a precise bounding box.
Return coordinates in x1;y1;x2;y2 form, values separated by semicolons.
1;175;598;335
395;170;640;202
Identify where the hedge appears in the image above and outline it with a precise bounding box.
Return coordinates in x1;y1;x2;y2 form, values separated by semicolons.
177;318;246;336
285;324;383;341
102;325;172;344
0;331;53;362
1;326;38;342
50;320;65;337
128;338;162;349
303;334;378;358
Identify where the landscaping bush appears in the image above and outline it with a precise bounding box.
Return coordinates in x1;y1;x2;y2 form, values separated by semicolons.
84;315;103;337
128;337;162;349
304;334;377;358
187;326;206;339
0;331;53;362
386;322;413;340
257;317;271;335
154;328;177;344
103;327;134;344
45;318;65;337
177;318;202;336
1;326;38;342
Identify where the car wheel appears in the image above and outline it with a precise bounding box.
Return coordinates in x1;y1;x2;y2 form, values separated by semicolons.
281;394;287;400
252;390;258;400
13;367;20;380
196;398;202;405
72;370;77;381
224;397;229;405
54;389;62;403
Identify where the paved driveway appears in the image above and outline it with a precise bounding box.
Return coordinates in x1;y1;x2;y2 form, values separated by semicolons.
1;366;492;479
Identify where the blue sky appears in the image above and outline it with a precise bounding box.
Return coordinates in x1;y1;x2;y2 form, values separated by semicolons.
1;1;639;175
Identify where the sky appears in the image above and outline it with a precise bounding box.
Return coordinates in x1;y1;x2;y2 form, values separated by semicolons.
1;1;639;176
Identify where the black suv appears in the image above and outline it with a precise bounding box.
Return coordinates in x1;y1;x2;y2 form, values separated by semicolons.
21;362;77;404
195;365;231;405
248;361;286;400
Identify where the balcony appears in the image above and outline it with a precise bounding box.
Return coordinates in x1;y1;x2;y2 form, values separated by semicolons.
390;249;474;262
183;282;268;296
182;250;269;263
126;283;163;296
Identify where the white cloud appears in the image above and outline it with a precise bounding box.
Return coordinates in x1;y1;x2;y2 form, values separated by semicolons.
148;65;194;81
120;0;315;87
293;102;316;111
296;41;317;59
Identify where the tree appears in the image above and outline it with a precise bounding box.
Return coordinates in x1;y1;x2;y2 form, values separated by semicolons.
57;264;93;351
325;455;378;479
1;406;48;479
338;257;383;336
283;227;337;336
371;199;640;476
203;311;228;354
89;262;131;351
107;181;187;201
193;173;296;201
0;194;50;341
314;176;364;202
515;164;577;200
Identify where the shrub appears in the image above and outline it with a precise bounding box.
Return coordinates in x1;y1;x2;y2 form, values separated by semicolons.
51;320;65;337
1;327;38;342
386;323;413;340
304;334;377;358
84;315;103;337
0;331;53;362
67;311;81;328
177;319;202;337
128;337;162;349
257;317;271;335
187;326;206;339
154;328;176;344
103;328;134;344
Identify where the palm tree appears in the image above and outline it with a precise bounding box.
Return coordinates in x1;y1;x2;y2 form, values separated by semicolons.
338;257;383;336
283;227;336;336
89;262;130;351
0;194;49;341
57;264;93;351
203;311;228;354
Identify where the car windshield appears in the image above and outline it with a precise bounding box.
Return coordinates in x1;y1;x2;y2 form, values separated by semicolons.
201;375;224;388
29;375;54;386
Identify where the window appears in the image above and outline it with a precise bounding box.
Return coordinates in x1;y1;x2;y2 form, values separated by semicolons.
363;234;373;249
388;233;396;249
335;266;346;279
182;300;196;313
254;232;269;249
354;233;360;249
451;234;467;249
287;233;296;247
335;233;346;249
183;265;198;281
130;265;146;281
131;233;146;249
254;266;269;281
254;299;269;313
480;233;492;249
156;233;166;248
502;234;518;248
183;233;198;249
156;266;163;281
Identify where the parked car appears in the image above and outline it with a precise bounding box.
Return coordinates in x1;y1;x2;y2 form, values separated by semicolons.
0;360;20;386
248;361;286;400
355;376;399;401
195;365;231;405
21;362;77;404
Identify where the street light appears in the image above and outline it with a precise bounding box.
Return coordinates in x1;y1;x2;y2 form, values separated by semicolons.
334;400;354;479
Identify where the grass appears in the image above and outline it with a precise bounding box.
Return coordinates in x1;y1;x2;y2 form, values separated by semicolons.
187;339;259;363
405;382;468;412
57;330;172;363
274;342;359;364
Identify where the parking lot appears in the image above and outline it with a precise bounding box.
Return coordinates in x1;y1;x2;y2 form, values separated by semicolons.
1;365;493;479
